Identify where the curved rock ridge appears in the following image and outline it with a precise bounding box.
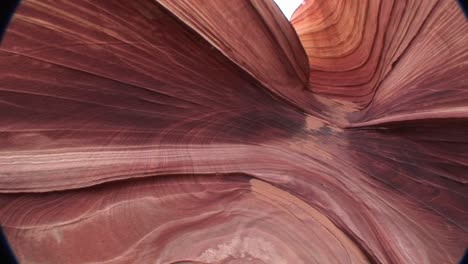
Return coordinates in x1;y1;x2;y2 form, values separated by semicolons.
0;175;369;263
0;0;467;263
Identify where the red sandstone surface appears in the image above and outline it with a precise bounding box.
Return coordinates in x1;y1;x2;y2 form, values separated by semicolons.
0;0;467;263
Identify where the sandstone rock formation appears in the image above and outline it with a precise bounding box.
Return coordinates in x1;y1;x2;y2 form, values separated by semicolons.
0;0;467;263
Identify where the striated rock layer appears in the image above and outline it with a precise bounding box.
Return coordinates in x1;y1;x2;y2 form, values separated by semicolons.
0;0;467;263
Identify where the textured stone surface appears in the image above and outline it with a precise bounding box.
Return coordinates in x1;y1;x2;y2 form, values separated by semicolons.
0;0;467;263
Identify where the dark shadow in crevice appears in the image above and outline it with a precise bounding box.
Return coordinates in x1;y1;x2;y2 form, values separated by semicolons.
0;0;20;44
0;226;18;264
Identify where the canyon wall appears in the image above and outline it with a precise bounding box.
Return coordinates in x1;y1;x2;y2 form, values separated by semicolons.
0;0;467;263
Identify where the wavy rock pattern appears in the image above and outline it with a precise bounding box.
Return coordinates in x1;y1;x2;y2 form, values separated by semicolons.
0;0;467;263
291;0;468;122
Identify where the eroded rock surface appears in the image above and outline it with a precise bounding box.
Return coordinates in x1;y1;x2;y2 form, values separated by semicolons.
0;0;467;263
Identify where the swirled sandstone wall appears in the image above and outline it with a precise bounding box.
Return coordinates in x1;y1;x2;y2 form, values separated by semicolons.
0;0;467;263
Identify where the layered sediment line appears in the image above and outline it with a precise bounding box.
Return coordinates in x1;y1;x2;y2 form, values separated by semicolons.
0;0;466;263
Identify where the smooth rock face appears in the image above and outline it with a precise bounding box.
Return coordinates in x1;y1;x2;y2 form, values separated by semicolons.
0;0;467;263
